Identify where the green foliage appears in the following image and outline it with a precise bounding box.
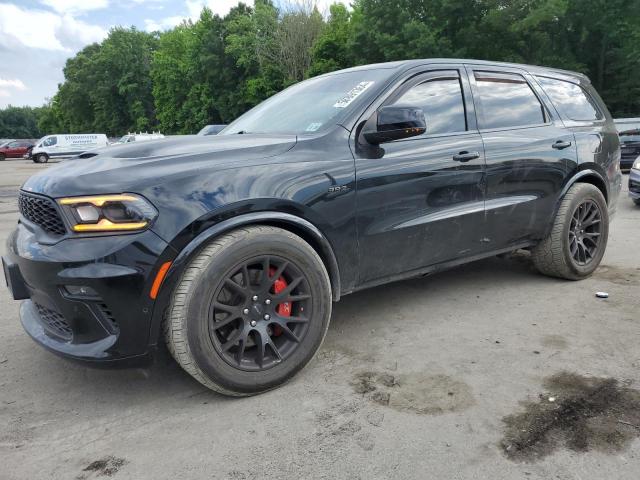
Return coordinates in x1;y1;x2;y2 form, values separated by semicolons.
50;27;158;136
0;106;43;138
308;3;353;76
2;0;640;136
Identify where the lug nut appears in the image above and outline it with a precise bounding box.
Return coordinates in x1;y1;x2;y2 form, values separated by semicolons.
252;295;258;301
265;299;271;305
250;320;257;327
243;308;249;315
264;314;270;320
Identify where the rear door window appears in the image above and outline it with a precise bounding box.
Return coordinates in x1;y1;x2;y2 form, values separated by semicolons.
391;76;467;135
536;76;602;121
473;71;546;129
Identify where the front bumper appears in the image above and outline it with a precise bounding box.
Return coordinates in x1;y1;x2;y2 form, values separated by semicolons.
3;221;174;366
630;168;640;200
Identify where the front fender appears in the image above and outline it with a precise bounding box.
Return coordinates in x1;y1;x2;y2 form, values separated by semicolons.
147;211;342;348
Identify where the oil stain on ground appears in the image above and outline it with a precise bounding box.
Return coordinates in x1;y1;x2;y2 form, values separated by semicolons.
80;456;127;477
351;371;474;415
502;372;640;462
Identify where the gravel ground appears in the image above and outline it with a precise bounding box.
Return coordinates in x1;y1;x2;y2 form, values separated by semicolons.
1;159;639;479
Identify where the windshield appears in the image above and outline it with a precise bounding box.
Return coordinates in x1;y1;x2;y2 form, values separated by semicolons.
221;69;392;135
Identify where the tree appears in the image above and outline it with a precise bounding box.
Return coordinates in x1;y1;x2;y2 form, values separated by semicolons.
225;0;285;108
308;3;353;76
260;0;325;82
151;22;196;133
0;106;42;138
347;0;452;64
53;27;158;136
4;0;640;137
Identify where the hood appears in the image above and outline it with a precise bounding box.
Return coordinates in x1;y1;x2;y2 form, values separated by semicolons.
21;134;297;198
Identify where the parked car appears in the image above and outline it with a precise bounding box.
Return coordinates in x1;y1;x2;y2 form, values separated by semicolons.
630;156;640;205
30;134;109;163
2;59;621;396
615;118;640;171
0;140;33;161
114;132;165;144
197;124;227;135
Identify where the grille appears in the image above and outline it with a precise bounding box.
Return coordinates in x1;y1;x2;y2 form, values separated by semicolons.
18;192;66;236
35;303;72;340
621;145;640;159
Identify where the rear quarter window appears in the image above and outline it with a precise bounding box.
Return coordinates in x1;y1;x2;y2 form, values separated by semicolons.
537;76;603;121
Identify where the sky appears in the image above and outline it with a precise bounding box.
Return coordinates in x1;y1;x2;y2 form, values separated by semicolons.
0;0;345;108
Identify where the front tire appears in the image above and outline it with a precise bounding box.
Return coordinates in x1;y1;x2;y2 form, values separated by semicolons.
634;198;640;207
34;153;48;163
0;153;5;161
532;183;608;280
165;226;332;396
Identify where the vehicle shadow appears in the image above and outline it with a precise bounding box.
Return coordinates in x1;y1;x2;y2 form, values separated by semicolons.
330;250;544;327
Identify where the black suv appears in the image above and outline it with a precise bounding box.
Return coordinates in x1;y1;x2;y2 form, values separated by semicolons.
2;59;622;396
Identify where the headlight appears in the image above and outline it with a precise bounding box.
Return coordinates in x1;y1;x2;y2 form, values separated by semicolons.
57;194;157;233
633;157;640;171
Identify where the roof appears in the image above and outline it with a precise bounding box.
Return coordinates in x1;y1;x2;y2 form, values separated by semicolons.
329;58;589;83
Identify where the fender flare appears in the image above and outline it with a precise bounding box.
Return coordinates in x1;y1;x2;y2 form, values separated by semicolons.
148;212;342;347
558;168;609;202
542;168;609;238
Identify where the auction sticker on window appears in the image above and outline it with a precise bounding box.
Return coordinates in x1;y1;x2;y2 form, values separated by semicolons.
305;122;323;132
333;81;374;108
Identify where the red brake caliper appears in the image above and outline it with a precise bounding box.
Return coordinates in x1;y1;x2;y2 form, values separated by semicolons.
269;267;291;336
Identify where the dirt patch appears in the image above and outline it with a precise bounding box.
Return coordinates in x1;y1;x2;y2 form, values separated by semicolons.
81;456;126;477
352;371;474;415
595;265;640;286
541;334;568;350
501;372;640;462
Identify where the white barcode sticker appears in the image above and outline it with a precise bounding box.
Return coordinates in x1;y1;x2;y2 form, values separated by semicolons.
333;81;374;108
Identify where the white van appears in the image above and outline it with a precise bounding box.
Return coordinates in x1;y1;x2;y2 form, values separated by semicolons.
31;134;109;163
115;132;165;144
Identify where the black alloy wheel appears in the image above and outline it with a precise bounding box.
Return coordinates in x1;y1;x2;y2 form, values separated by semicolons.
209;255;312;371
568;199;602;266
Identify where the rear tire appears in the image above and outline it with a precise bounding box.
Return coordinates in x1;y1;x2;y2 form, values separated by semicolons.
0;153;5;161
532;183;608;280
164;225;332;396
34;153;48;163
634;198;640;207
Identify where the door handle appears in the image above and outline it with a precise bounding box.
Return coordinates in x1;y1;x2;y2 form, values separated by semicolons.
453;151;480;162
552;140;572;150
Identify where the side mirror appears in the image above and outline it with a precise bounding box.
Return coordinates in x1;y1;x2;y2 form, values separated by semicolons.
363;106;426;144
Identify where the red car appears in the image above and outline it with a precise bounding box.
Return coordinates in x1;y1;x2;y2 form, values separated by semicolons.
0;140;33;161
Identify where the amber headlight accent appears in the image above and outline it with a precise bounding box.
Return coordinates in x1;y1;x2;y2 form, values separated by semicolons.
58;194;157;233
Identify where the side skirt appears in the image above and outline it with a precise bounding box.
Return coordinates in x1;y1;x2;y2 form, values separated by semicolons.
345;241;536;296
